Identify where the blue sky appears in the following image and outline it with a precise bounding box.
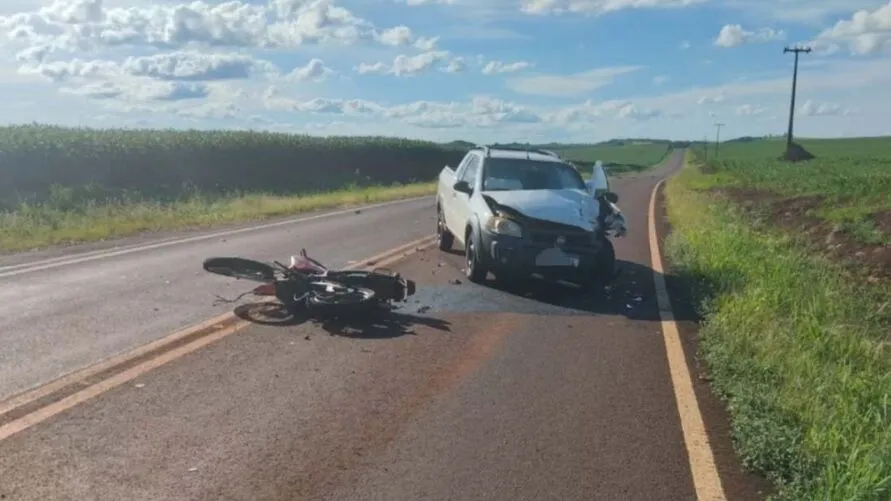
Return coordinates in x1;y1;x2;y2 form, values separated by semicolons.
0;0;889;143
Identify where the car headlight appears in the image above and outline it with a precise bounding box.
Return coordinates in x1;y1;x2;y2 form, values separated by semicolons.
485;216;522;237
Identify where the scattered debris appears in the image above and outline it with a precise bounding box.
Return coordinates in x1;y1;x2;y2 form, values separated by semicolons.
134;383;145;389
304;335;311;340
417;305;431;314
188;467;198;473
355;209;362;214
449;279;462;285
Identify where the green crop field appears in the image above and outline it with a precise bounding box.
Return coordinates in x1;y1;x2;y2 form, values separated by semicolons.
0;124;466;252
556;141;672;174
0;124;672;253
664;137;891;501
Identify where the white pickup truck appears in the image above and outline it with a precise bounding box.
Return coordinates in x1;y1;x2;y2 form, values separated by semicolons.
435;145;626;289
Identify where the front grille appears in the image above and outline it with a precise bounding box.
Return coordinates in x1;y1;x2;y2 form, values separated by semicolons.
527;230;592;247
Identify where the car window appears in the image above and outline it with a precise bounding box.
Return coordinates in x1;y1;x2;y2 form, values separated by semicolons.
481;158;586;191
460;155;480;185
453;153;473;178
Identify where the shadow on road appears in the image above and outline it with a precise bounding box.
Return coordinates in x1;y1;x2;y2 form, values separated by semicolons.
233;301;452;339
474;259;698;322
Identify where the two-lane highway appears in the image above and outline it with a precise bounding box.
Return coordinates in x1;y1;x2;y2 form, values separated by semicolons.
0;152;768;501
0;197;436;400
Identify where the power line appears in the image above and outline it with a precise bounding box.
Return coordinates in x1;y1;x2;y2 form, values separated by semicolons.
783;45;811;149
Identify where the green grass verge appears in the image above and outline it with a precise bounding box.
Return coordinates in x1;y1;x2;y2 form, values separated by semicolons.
663;150;891;500
0;181;436;253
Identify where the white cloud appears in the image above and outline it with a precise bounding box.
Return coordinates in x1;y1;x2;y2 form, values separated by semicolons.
443;57;465;72
354;50;453;76
480;59;532;74
799;99;856;116
285;58;334;81
735;103;768;115
679;40;691;49
697;93;726;104
506;66;643;96
0;0;440;59
812;2;891;55
653;75;669;85
521;0;707;16
714;24;786;47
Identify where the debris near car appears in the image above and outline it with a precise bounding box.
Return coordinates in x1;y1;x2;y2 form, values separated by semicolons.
202;248;416;317
435;144;627;291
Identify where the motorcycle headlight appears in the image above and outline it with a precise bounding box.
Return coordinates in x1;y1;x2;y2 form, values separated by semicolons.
485;216;522;237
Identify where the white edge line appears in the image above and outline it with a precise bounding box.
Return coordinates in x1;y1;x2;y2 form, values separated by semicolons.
648;167;727;501
0;195;434;278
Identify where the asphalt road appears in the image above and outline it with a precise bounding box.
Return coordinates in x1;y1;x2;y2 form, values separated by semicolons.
0;152;769;501
0;197;436;400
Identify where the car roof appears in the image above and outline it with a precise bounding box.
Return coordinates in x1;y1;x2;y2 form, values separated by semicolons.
472;147;566;164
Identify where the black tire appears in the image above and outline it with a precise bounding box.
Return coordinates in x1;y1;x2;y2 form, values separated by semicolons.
593;238;616;280
464;228;487;283
203;257;277;283
437;205;454;250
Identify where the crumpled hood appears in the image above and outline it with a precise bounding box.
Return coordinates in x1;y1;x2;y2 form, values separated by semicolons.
482;189;598;231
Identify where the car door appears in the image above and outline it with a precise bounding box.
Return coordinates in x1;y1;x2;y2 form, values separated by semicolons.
444;153;472;237
451;154;480;246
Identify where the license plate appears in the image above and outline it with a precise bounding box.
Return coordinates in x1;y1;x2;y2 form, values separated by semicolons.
535;247;579;267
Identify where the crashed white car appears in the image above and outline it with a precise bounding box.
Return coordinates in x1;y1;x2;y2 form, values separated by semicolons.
435;145;626;289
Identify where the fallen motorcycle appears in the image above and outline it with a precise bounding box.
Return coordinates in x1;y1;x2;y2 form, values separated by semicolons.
202;248;416;317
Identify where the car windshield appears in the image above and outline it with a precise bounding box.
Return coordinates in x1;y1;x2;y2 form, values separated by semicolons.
481;158;587;191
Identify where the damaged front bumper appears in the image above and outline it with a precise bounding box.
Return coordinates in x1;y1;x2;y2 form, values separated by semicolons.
480;227;604;281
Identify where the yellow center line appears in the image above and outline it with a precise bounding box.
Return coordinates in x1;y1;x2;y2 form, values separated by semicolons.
0;235;436;443
648;177;727;501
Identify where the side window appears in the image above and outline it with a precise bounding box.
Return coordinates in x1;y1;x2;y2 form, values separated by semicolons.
454;154;471;178
460;155;480;187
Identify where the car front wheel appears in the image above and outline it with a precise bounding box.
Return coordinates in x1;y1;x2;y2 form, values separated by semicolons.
465;229;487;283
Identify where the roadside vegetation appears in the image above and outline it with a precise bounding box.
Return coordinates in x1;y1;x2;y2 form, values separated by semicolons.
663;137;891;500
0;124;670;253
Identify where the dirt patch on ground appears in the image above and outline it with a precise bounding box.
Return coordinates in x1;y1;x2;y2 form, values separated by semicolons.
712;187;890;285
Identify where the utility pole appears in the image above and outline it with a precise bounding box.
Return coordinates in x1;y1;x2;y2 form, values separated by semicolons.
703;135;708;162
783;45;811;149
714;123;724;158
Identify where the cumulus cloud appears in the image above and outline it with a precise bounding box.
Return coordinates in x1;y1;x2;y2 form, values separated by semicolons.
354;51;454;76
61;79;210;101
714;24;786;47
811;2;891;55
521;0;707;15
0;0;439;59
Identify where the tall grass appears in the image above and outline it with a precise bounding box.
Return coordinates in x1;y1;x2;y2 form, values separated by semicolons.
664;149;891;500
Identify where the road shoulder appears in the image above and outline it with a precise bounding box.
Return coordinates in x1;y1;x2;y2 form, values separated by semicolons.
653;180;774;501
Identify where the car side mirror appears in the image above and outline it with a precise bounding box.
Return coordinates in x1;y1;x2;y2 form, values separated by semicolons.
603;191;619;203
453;180;472;194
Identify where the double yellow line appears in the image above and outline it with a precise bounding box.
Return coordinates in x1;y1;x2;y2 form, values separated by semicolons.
0;235;436;443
